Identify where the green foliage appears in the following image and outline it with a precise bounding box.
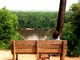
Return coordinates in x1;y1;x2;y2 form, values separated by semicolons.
13;12;58;30
0;40;6;49
70;3;80;37
0;7;22;49
69;3;80;56
62;22;78;56
62;3;80;57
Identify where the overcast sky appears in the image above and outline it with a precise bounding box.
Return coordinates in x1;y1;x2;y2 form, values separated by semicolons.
0;0;78;11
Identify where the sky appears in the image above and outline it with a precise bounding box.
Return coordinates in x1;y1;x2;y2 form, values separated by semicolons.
0;0;78;11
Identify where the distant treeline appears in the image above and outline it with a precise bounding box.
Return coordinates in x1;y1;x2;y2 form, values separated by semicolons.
12;12;58;30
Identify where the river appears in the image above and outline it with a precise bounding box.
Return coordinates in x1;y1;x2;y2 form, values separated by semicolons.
19;28;48;40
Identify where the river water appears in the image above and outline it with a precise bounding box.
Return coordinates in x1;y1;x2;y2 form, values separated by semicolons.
19;29;48;40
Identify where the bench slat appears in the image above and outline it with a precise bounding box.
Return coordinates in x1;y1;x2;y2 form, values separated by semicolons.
15;40;37;49
16;49;36;54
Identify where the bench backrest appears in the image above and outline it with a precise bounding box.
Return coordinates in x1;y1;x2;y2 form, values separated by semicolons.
11;40;37;54
11;40;67;54
37;40;67;54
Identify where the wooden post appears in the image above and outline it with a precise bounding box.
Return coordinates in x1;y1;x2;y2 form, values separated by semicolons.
16;54;18;60
56;0;67;36
12;41;16;60
36;41;39;60
60;41;65;60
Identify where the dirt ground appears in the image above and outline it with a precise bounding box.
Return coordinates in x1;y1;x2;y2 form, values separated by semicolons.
0;50;80;60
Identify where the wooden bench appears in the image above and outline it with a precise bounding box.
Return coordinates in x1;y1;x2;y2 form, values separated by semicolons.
11;40;67;60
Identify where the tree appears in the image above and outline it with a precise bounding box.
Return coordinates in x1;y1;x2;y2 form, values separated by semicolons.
70;3;80;37
65;3;80;56
0;7;20;49
13;12;58;30
61;3;80;56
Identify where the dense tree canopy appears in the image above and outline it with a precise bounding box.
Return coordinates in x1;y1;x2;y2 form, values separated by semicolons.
62;3;80;56
70;3;80;38
70;3;80;56
13;12;58;30
0;7;21;49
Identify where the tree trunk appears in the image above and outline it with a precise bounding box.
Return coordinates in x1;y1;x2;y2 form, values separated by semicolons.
56;0;67;37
